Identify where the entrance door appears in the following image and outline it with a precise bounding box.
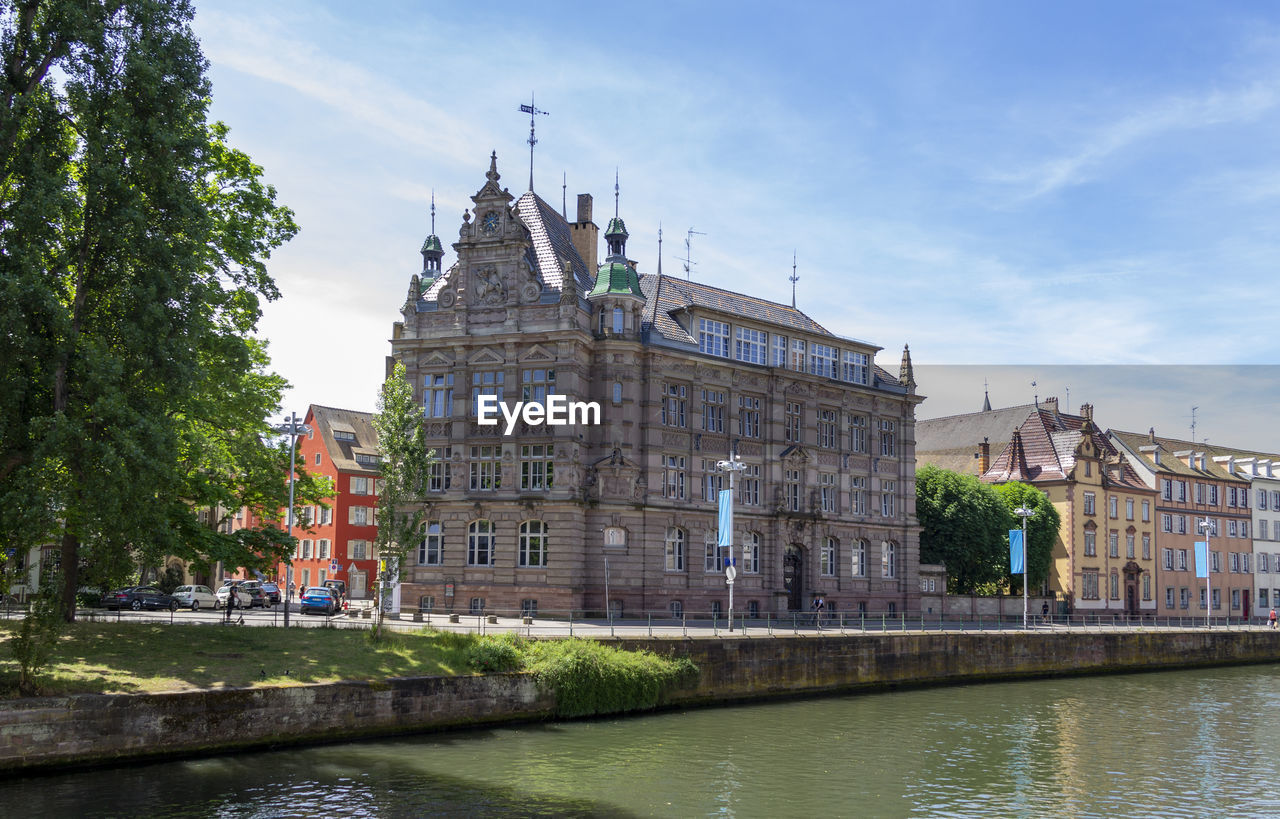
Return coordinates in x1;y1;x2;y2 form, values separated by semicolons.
783;546;804;611
1244;588;1251;621
1126;583;1136;616
349;571;366;599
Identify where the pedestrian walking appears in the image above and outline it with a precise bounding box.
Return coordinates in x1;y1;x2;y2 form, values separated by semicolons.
1269;608;1277;630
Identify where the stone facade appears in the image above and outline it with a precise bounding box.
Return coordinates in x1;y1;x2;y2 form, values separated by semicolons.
390;154;923;618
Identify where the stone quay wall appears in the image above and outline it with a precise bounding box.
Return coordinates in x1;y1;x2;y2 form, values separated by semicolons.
3;630;1278;773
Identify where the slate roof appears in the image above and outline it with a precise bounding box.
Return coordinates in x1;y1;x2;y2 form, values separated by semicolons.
1110;430;1261;483
916;402;1038;476
638;274;846;345
307;405;380;475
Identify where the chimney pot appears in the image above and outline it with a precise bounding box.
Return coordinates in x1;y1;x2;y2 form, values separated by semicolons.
576;193;593;223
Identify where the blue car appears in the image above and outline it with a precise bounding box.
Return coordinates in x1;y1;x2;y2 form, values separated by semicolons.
300;587;338;616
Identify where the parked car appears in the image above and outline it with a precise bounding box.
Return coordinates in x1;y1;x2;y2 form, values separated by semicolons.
259;581;282;605
237;582;267;608
171;585;218;611
104;586;178;612
300;587;338;616
215;584;251;609
322;579;347;605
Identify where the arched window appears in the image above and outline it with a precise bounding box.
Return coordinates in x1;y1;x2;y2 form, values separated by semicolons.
881;540;897;578
742;531;761;574
519;520;547;567
665;527;686;572
468;520;494;566
613;382;623;403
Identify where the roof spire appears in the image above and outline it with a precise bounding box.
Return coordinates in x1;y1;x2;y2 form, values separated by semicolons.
614;167;620;219
899;344;916;390
790;250;799;308
983;378;992;412
561;172;567;219
430;189;436;234
518;94;548;191
420;190;444;278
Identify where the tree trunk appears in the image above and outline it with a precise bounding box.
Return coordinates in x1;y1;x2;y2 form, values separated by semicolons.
59;530;78;623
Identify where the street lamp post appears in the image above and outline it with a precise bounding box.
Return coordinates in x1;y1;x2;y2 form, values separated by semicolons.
274;413;311;629
1014;505;1035;629
1198;518;1213;628
716;454;748;632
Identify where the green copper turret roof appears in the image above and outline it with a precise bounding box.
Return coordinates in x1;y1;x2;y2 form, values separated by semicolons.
604;217;628;238
588;260;645;299
420;235;443;255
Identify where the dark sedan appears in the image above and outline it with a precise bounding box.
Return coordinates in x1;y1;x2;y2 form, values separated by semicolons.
259;581;282;605
104;586;178;612
299;587;338;616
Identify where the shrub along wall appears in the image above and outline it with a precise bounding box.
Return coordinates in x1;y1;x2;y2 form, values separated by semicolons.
3;630;1279;773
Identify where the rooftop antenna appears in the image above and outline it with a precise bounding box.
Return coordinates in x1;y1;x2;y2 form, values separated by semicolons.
680;227;705;280
1190;406;1199;443
561;172;567;219
518;93;549;192
789;250;799;308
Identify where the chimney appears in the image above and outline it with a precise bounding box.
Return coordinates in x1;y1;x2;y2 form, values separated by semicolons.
1148;427;1156;443
978;437;991;474
569;193;598;274
1044;396;1059;413
1080;403;1093;421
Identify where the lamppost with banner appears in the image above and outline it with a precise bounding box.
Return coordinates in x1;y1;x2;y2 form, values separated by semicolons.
716;454;748;631
1013;505;1035;629
1197;518;1213;627
273;413;311;628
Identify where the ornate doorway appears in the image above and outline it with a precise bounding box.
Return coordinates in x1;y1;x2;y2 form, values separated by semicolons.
784;545;804;611
1123;561;1142;616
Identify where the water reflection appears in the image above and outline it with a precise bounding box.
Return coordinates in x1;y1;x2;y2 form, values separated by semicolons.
5;665;1280;817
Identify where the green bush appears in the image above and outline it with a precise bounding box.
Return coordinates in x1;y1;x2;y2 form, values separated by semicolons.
523;638;698;718
467;633;524;673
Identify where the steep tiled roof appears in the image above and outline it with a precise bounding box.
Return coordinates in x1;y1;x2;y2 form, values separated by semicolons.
982;408;1151;491
515;190;594;292
1110;430;1260;483
308;405;380;475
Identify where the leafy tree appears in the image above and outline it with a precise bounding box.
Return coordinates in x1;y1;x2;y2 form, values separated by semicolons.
916;465;1011;594
371;361;433;641
996;482;1060;595
0;1;300;621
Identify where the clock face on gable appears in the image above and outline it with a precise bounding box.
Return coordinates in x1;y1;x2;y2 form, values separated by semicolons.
481;211;500;234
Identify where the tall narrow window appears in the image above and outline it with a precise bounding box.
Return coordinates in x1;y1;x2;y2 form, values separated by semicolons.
821;537;838;577
785;402;803;443
471;370;504;416
424;373;454;418
467;520;494;566
665;527;686;572
735;327;767;364
701;389;725;433
662;383;687;427
789;338;806;371
881;541;897;578
519;444;554;491
879;420;896;456
742;531;760;574
418;521;443;565
842;350;869;384
852;539;867;577
521;368;557;403
772;335;788;367
698;318;729;357
738;395;761;438
469;445;501;490
612;306;624;334
848;414;867;453
818;409;838;448
519;520;547;567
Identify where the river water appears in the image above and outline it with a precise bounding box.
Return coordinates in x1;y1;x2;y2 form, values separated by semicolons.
7;664;1280;818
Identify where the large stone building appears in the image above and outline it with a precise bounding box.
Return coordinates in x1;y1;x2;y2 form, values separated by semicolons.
388;154;923;618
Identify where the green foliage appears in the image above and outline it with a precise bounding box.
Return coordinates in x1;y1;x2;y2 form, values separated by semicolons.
467;633;525;673
996;482;1060;593
916;465;1011;594
9;570;64;695
521;639;699;718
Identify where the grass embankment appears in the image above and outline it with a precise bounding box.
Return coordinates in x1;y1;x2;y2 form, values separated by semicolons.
0;624;698;717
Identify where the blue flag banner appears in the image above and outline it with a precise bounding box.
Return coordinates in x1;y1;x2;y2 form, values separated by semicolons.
1194;542;1209;578
1009;529;1024;574
718;490;733;547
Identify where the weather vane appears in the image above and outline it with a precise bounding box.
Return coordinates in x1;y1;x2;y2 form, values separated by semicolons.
790;250;799;308
519;94;549;192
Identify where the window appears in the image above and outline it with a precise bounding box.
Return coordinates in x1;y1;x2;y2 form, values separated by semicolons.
1242;521;1249;538
349;506;372;526
1126;498;1134;520
424;373;454;418
789;338;806;371
469;445;501;490
772;335;788;367
428;446;452;491
1109;496;1119;518
1084;530;1096;556
470;597;485;615
1228;519;1238;538
1230;552;1240;573
670;600;684;618
519;520;547;568
701;389;725;433
664;455;687;499
842;350;870;385
1126;533;1135;559
1142;500;1150;522
818;409;838;448
1110;572;1120;600
1178;549;1188;571
471;370;504;415
1211;551;1221;573
1161;479;1172;501
851;477;867;515
701;460;723;501
785;402;803;443
738;395;761;438
315;452;321;466
519;444;554;491
1177;481;1187;502
1109;532;1119;558
1263;520;1271;541
665;527;686;572
748;600;760;618
1181;587;1190;609
1142;533;1151;560
881;541;897;578
1162;548;1173;570
1195;483;1206;504
1243;553;1251;573
1228;487;1237;508
852;539;867;577
1263;589;1271;608
1209;485;1219;505
809;343;836;378
612;382;622;403
1213;588;1221;610
1161;514;1173;533
819;472;837;513
302;539;312;559
467;520;495;566
417;521;442;565
698;319;729;357
1176;515;1187;535
522;598;539;617
612;306;624;334
821;538;837;577
881;482;896;517
1142;575;1151;601
848;414;867;453
704;532;723;573
320;506;332;525
1166;587;1175;609
521;368;556;403
879;420;897;456
735;327;767;364
355;453;380;468
1262;552;1272;574
786;468;802;512
1083;492;1096;516
349;540;368;560
739;463;761;506
351;476;372;495
419;595;436;612
742;531;760;574
662;383;687;427
1082;570;1099;600
1273;490;1280;510
319;539;330;560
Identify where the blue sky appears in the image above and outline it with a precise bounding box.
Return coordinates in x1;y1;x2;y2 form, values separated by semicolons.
191;1;1280;450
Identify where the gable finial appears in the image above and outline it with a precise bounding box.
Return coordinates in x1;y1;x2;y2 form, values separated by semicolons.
430;189;436;235
790;250;799;309
614;167;620;219
518;94;549;192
